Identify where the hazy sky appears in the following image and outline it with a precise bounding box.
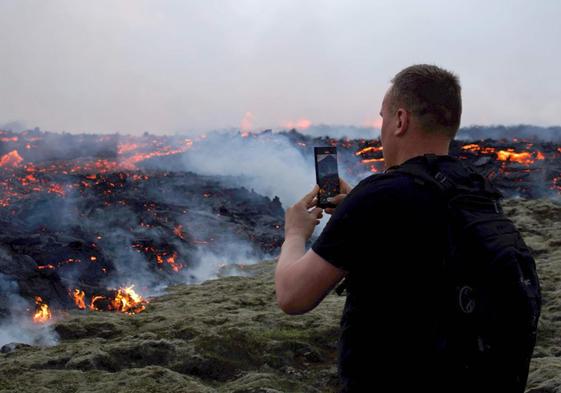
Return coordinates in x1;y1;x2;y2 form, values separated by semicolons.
1;0;559;135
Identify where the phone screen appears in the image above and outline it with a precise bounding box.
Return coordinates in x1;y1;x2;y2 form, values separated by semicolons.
314;146;340;208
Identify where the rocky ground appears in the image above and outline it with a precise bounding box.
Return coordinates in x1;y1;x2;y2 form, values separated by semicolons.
0;197;560;393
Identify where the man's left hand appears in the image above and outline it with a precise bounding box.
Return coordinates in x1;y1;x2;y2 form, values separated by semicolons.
284;184;324;241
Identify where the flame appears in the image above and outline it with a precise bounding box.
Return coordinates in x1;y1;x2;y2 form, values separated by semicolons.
364;118;383;129
241;112;254;137
32;296;52;323
111;285;147;314
0;150;23;167
284;119;312;129
80;285;149;314
73;289;86;309
89;295;105;311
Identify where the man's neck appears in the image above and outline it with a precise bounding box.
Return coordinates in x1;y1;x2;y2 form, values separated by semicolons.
384;145;450;172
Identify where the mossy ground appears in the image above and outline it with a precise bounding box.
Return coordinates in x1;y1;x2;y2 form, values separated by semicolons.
0;198;559;393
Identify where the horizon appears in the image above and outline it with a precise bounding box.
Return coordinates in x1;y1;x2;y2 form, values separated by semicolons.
1;1;560;134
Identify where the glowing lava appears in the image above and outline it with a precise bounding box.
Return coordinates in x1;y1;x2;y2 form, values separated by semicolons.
0;150;23;167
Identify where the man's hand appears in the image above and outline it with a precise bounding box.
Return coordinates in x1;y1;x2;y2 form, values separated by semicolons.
284;184;324;241
324;178;353;215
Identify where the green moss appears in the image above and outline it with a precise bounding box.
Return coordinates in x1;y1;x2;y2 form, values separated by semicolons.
0;199;559;392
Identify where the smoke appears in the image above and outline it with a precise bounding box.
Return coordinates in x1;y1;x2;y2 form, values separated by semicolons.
0;273;59;347
0;318;59;348
240;112;254;134
285;123;561;143
293;124;381;140
456;125;561;142
179;130;317;208
187;237;267;283
175;129;365;240
0;121;27;133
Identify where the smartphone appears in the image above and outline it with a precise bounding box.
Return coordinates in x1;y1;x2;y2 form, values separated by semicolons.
314;146;340;209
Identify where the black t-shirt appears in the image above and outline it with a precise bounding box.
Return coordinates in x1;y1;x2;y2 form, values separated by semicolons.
311;154;463;392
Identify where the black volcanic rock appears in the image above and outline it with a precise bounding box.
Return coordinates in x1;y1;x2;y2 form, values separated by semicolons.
0;170;285;313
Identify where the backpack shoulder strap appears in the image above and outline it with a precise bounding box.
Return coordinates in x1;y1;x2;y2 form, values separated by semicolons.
389;153;458;196
390;153;504;204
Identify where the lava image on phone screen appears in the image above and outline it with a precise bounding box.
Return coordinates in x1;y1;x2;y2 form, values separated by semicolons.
314;146;340;208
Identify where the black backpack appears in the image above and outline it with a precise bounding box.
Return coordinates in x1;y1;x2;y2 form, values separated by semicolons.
336;153;542;392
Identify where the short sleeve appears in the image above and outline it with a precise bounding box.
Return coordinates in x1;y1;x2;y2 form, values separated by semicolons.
311;183;383;272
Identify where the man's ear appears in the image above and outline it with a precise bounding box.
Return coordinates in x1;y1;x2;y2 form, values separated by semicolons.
394;108;409;137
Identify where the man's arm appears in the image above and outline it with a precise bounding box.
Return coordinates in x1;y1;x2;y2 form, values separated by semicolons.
275;234;348;315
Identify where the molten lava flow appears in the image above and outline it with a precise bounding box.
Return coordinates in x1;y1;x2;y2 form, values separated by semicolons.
33;296;52;323
154;250;184;272
73;289;86;309
355;146;383;155
174;224;185;239
48;183;65;196
119;139;194;170
36;264;56;270
165;251;184;272
496;148;537;165
462;143;546;166
117;143;139;154
111;285;147;314
461;143;497;154
361;158;384;163
0;150;23;167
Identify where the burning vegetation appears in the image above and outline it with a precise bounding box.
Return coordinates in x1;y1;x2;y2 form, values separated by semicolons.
71;286;148;315
32;296;52;324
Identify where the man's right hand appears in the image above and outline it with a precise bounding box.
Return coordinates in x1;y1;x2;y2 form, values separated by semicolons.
324;178;352;215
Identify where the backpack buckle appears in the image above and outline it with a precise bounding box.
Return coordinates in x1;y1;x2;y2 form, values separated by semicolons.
434;171;448;183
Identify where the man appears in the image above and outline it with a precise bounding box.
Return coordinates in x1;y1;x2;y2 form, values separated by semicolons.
275;64;468;391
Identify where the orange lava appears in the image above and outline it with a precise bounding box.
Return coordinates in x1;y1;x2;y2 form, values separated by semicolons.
0;150;23;167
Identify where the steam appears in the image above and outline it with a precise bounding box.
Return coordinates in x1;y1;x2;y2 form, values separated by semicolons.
3;123;558;349
178;130;319;208
0;121;27;133
298;124;381;140
188;237;265;283
456;125;561;142
0;273;59;347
